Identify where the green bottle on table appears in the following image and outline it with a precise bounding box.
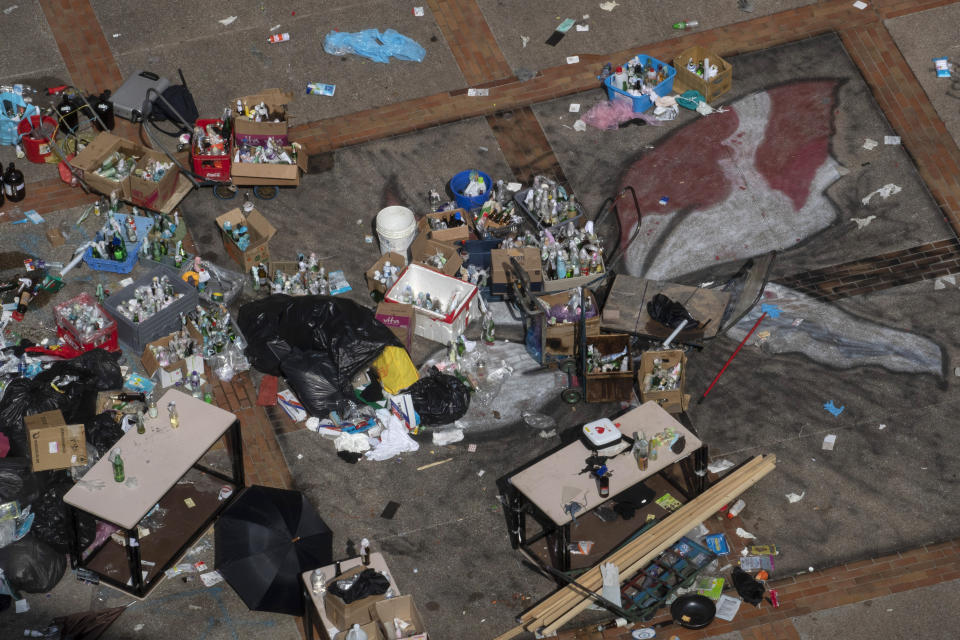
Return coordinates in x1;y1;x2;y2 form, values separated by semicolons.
112;448;125;482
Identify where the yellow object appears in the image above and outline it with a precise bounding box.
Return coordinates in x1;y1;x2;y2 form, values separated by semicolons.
372;346;419;395
181;270;200;287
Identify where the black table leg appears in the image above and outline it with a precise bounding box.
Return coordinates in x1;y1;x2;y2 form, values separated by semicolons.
68;506;81;569
230;419;245;488
302;583;315;640
126;526;144;597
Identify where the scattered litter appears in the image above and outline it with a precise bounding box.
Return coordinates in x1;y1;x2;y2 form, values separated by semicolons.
715;594;742;621
850;215;876;229
477;469;485;478
218;16;237;26
576;24;589;32
200;570;224;587
413;568;418;573
432;427;464;445
413;6;425;17
417;457;453;471
188;604;202;610
15;598;29;613
324;29;426;63
955;366;960;377
3;5;18;14
809;566;815;572
792;318;804;327
823;400;844;417
884;135;901;145
573;119;586;131
521;35;530;48
468;443;477;452
268;33;290;43
380;501;400;519
599;1;619;11
334;431;371;453
539;429;557;438
306;82;336;96
184;497;196;509
934;57;951;78
738;0;755;12
754;330;771;345
822;434;837;451
112;33;121;38
270;24;281;31
366;410;419;460
546;18;576;46
569;103;581;113
852;1;868;9
566;56;580;65
478;146;488;152
658;196;669;206
878;424;886;430
861;183;901;205
707;459;735;474
934;275;956;289
785;491;805;503
735;527;757;540
467;88;490;97
134;624;144;631
862;138;878;150
364;235;374;243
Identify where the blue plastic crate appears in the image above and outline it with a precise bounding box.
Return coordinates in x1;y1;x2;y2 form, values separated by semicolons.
83;243;142;273
109;212;154;246
604;55;676;113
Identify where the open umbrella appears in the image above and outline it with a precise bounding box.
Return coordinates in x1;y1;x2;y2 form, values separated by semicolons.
215;485;333;615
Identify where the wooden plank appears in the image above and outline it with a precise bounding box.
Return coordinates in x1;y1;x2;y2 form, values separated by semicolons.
601;275;731;340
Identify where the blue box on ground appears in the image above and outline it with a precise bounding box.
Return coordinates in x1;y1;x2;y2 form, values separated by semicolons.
604;55;676;113
83;212;154;274
704;533;730;555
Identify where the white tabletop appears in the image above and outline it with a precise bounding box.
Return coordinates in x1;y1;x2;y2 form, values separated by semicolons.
301;552;401;638
64;389;237;530
509;402;701;527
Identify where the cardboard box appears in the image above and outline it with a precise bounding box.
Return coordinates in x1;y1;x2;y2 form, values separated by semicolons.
71;132;142;199
639;349;688;411
585;333;634;403
324;566;388;631
333;620;383;640
537;290;601;360
129;148;179;209
490;247;543;294
375;595;427;639
409;234;463;277
25;410;87;472
230;143;307;185
141;325;204;388
416;208;473;244
215;207;277;271
376;302;416;352
235;88;293;137
366;252;407;298
673;45;733;103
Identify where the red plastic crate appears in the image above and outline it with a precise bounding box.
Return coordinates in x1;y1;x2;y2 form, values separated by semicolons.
53;293;120;353
191;118;231;181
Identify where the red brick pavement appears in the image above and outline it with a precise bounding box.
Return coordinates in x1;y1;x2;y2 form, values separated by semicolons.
426;0;514;85
37;0;124;96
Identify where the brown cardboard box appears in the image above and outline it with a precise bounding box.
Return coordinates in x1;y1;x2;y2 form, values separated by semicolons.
215;208;277;271
376;302;416;352
235;89;293;137
490;247;543;286
230;144;307;184
639;349;688;412
673;46;732;103
416;209;473;244
374;595;427;639
141;325;205;388
324;566;388;630
333;620;383;640
409;234;463;277
366;252;407;297
71;132;142;199
25;410;87;472
129;149;179;209
537;290;601;360
584;333;634;403
46;225;66;247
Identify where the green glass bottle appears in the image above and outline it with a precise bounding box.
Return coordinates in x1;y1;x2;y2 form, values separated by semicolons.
112;448;125;482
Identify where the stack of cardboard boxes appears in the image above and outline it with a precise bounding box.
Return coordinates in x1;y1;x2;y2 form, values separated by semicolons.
72;132;181;209
323;565;428;639
231;89;306;187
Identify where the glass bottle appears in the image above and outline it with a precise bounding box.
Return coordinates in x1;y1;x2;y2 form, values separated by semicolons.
112;448;125;482
148;396;158;419
168;401;179;429
136;411;146;435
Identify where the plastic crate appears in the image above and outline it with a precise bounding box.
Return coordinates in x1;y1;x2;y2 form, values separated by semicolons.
514;188;585;232
53;292;119;352
102;267;199;354
604;55;676;113
191;118;231;181
384;264;478;344
82;213;154;273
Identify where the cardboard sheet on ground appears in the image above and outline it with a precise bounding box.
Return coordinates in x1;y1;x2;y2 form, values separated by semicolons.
601;274;731;340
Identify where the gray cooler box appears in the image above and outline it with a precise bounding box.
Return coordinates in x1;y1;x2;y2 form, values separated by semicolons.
111;71;170;122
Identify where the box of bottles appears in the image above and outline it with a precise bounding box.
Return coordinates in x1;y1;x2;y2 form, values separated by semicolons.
490;247;543;295
409;234;463;277
215;207;277;271
103;267;199;354
129;149;179;209
71;132;143;198
54;292;119;353
365;251;407;298
385;264;478;344
584;333;634;403
673;46;732;103
529;289;602;363
639;349;687;412
417;208;474;244
191;118;232;180
234;88;293;138
603;54;676;114
141;324;204;388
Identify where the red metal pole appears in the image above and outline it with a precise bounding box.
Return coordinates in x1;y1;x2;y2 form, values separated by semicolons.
699;312;767;403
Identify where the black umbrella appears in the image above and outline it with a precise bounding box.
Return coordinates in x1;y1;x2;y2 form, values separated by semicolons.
215;485;333;615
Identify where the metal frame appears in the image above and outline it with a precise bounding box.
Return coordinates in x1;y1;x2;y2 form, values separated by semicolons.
66;418;244;598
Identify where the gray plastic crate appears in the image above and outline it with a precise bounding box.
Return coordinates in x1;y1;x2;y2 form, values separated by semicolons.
103;266;199;354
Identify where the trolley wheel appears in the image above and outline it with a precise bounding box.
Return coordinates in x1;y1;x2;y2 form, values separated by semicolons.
560;359;577;374
213;184;237;200
254;185;279;200
561;388;582;404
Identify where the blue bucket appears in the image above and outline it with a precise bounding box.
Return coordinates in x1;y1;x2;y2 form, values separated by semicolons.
449;170;492;211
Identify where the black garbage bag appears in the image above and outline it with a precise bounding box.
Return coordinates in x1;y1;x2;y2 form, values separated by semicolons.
328;568;391;604
647;293;700;330
402;371;471;426
280;349;346;418
0;534;66;593
83;412;124;455
32;482;76;553
731;567;765;605
0;457;43;505
0;349;122;457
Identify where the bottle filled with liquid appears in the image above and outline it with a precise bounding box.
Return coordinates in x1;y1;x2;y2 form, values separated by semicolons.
111;448;124;482
168;401;180;429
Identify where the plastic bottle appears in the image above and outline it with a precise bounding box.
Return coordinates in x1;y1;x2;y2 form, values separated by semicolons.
672;20;699;30
633;431;648;471
268;32;290;43
344;624;368;640
726;498;746;519
360;538;371;565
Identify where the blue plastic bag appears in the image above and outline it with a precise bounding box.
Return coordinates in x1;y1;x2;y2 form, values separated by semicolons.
0;90;39;146
323;28;426;64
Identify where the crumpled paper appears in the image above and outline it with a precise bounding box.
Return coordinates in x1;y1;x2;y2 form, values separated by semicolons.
334;431;371;454
365;409;420;461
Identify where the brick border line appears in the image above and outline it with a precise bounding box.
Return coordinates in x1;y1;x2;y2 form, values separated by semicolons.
37;0;123;95
426;0;513;85
487;108;569;188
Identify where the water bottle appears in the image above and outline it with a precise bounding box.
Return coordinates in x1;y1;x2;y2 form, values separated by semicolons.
344;624;368;640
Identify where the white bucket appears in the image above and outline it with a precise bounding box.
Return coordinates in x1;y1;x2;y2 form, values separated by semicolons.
376;206;417;257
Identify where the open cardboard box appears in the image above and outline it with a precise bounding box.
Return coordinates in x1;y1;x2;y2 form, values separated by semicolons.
639;349;688;413
324;565;389;630
129;148;179;209
334;620;384;640
72;132;143;199
230;141;307;185
215;207;277;271
366;252;407;297
141;324;204;388
410;234;463;277
235;88;293;137
490;247;543;294
416;208;473;244
25;410;87;472
375;595;427;639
